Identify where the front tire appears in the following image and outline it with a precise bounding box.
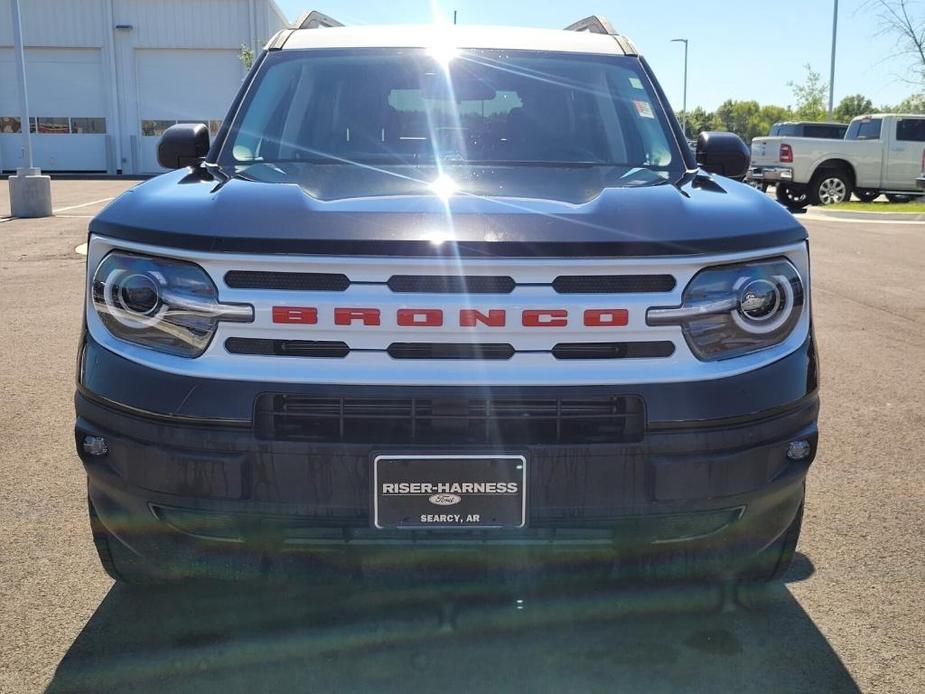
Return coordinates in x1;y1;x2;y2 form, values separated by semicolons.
775;183;809;209
809;170;853;206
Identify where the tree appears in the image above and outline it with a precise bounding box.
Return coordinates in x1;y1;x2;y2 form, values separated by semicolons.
834;94;875;121
864;0;925;84
788;64;828;121
893;93;925;111
760;104;793;129
708;100;793;143
678;106;715;138
713;100;760;142
238;43;255;70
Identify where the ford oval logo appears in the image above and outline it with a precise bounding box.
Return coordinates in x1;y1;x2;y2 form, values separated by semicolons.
429;493;461;506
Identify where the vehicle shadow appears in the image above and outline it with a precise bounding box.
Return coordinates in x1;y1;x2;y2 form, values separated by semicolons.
47;552;857;694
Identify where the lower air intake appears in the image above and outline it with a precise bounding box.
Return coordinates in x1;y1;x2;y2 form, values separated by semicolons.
255;395;645;445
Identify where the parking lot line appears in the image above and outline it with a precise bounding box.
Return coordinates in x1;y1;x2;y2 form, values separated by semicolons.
52;197;115;214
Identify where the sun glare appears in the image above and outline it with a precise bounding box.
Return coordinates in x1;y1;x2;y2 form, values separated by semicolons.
430;174;458;200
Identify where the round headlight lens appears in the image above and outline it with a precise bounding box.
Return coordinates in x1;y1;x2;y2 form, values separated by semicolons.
738;278;780;321
117;273;160;315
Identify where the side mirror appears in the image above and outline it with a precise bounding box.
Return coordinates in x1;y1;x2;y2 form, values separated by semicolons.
157;123;210;169
696;131;750;181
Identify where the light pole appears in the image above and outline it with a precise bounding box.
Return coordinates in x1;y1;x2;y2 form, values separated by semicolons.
671;38;689;137
11;0;34;171
8;0;52;217
828;0;839;118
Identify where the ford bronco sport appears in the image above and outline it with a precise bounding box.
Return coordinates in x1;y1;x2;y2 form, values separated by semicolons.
75;15;818;583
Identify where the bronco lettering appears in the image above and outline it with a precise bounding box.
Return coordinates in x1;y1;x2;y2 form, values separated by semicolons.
273;307;629;327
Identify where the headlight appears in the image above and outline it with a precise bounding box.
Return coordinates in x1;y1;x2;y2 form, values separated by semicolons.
647;258;805;361
91;252;252;357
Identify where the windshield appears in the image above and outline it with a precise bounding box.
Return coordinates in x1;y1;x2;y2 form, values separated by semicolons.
219;48;683;198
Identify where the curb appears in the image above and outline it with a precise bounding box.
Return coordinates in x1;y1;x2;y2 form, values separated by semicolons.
804;209;925;222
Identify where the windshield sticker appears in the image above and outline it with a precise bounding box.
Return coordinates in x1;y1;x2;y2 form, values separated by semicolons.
634;100;655;118
629;77;644;89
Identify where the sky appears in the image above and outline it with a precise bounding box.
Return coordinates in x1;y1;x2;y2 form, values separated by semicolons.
275;0;921;112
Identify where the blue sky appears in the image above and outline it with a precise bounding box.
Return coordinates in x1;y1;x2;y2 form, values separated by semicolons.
275;0;920;111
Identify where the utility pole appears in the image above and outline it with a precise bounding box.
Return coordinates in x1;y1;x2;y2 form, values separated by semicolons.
828;0;839;118
671;38;689;137
453;10;457;25
8;0;52;217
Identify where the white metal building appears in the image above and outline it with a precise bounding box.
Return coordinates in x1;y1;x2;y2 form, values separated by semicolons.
0;0;288;174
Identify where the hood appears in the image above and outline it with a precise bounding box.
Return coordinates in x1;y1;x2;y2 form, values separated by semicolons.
90;167;806;257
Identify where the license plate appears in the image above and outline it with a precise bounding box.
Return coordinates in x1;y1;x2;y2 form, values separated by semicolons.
373;455;527;529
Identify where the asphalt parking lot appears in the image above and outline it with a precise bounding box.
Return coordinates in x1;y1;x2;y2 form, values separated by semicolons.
1;180;923;693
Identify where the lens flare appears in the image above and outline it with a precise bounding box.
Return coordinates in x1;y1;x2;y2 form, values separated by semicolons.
430;174;458;201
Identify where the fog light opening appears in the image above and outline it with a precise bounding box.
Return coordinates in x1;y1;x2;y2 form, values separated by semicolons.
787;439;812;461
82;435;109;457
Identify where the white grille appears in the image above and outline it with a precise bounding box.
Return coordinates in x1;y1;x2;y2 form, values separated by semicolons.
86;235;810;386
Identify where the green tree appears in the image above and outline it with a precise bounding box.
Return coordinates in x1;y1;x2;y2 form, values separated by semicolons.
759;104;793;133
711;100;787;143
678;106;715;138
834;94;874;121
238;43;255;70
893;93;925;112
788;64;828;121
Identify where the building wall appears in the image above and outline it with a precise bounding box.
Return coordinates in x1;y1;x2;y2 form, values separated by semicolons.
0;0;288;173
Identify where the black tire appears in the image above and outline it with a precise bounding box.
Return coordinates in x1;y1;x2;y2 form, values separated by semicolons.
809;169;853;206
743;501;804;583
854;189;879;203
88;496;167;585
775;183;809;209
886;193;913;204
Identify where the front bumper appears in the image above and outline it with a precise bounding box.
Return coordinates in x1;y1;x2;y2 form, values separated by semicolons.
748;166;793;183
75;333;819;579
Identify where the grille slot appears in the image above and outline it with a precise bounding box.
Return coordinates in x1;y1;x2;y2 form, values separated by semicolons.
255;395;646;445
552;342;675;360
225;339;675;360
387;275;516;294
387;343;515;360
224;271;350;291
553;275;676;294
226;338;349;358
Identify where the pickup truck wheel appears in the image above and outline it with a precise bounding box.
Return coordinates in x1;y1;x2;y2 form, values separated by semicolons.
810;171;852;205
775;184;809;209
88;497;167;585
854;189;879;203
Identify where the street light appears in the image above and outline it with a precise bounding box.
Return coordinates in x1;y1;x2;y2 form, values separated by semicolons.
828;0;839;118
671;38;689;138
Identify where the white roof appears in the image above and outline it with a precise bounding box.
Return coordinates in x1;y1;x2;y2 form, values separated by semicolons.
281;24;630;56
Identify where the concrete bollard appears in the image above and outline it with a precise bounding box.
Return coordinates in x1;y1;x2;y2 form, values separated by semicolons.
9;167;53;218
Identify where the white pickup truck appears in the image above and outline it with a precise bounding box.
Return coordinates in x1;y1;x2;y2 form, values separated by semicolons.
749;113;925;207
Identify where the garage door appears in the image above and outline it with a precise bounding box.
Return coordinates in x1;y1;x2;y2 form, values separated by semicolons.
134;49;243;173
0;48;108;173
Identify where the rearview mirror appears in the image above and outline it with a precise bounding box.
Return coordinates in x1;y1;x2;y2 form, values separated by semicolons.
696;131;750;181
157;123;210;169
